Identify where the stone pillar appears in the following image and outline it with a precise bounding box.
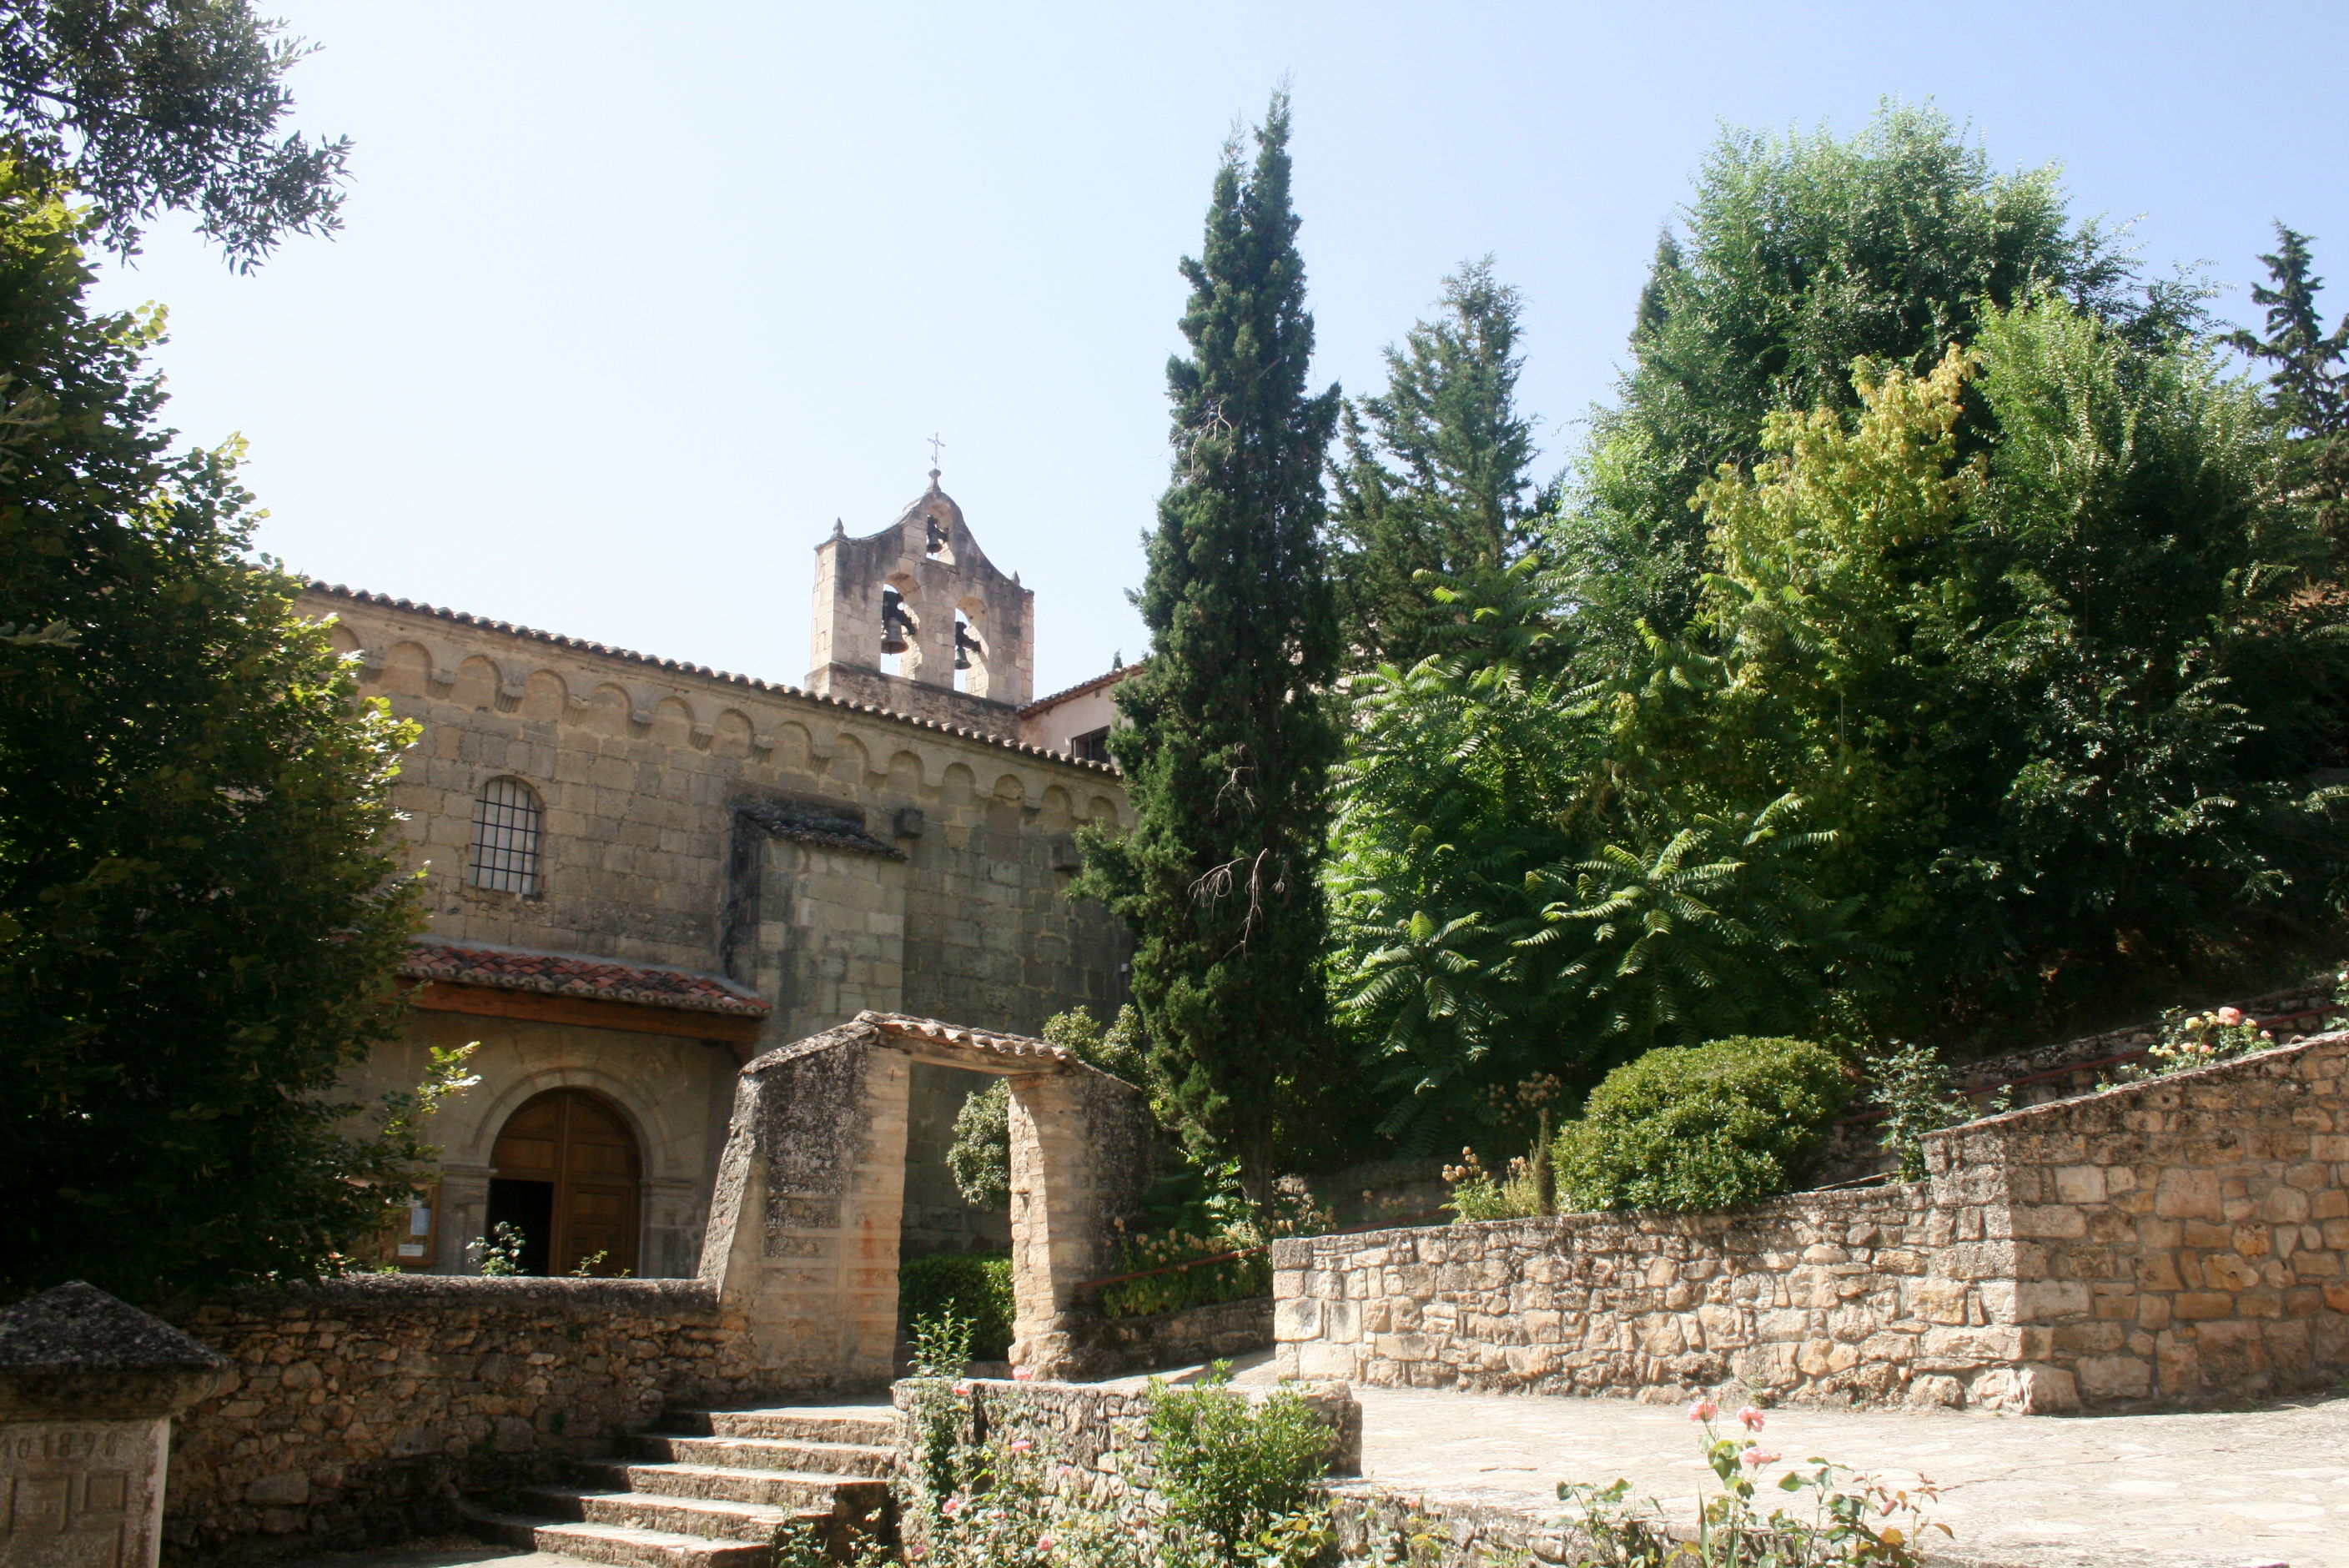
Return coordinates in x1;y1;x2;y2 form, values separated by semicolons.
702;1032;913;1395
0;1284;228;1568
1004;1069;1153;1376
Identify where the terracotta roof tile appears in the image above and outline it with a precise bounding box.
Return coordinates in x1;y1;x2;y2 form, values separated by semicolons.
403;941;770;1017
859;1010;1073;1063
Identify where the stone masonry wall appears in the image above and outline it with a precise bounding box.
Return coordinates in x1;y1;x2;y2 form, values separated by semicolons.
163;1276;744;1561
1273;1035;2349;1414
1061;1297;1275;1380
890;1375;1359;1526
1933;1033;2349;1409
1271;1188;2028;1410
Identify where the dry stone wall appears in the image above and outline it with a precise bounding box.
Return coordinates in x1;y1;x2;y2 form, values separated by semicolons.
1060;1297;1275;1380
1933;1033;2349;1408
1275;1035;2349;1413
162;1276;744;1560
889;1375;1359;1522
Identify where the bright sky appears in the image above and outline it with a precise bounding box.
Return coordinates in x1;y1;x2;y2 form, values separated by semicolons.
90;1;2349;699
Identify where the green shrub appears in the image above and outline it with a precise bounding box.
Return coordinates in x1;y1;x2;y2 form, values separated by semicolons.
1555;1037;1850;1213
898;1251;1014;1360
1146;1369;1334;1564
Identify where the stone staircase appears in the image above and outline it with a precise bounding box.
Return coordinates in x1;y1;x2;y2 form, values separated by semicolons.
465;1404;898;1566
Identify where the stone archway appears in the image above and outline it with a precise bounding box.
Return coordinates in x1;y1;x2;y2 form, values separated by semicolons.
697;1011;1153;1395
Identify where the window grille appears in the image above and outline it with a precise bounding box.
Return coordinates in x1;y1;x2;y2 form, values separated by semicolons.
469;776;544;894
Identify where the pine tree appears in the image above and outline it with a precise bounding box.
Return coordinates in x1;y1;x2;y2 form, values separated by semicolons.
1075;95;1340;1203
2227;224;2349;543
1329;258;1545;669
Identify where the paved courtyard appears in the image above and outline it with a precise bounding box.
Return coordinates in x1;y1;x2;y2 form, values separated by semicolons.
1331;1381;2349;1568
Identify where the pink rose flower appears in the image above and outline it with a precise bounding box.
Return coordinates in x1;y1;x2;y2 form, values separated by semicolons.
952;1380;973;1396
1687;1398;1719;1423
1741;1447;1778;1467
941;1495;964;1517
2217;1007;2245;1026
1013;1365;1035;1380
1036;1537;1055;1552
1009;1438;1034;1453
1737;1406;1765;1431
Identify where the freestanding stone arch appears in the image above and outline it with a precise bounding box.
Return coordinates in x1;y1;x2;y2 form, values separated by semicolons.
697;1012;1153;1395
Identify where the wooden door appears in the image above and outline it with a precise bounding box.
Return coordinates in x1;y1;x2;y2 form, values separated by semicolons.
489;1089;640;1276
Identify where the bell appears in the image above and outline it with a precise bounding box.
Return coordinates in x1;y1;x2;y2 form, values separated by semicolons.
881;589;911;656
954;621;981;671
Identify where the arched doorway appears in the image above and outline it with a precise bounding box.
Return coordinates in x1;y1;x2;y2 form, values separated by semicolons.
485;1089;641;1276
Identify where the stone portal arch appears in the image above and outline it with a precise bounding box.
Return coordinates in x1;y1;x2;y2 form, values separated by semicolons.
697;1012;1153;1396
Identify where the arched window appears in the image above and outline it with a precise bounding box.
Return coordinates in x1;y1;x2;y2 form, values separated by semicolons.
468;776;544;894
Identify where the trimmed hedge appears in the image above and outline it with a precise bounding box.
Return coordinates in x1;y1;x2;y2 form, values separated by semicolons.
1555;1036;1850;1212
898;1249;1014;1360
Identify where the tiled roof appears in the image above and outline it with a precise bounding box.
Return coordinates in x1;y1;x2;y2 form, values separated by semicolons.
861;1010;1073;1063
1019;661;1141;718
305;582;1117;774
402;941;771;1017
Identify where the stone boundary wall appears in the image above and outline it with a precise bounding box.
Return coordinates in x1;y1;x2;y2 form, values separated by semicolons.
1275;1035;2349;1413
163;1275;746;1560
889;1375;1359;1525
1063;1296;1275;1380
1936;1033;2349;1408
1271;1189;2026;1409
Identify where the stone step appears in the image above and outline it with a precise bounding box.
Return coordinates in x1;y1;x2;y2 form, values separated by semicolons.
577;1460;893;1515
513;1485;822;1544
668;1405;897;1446
463;1507;776;1568
629;1434;895;1478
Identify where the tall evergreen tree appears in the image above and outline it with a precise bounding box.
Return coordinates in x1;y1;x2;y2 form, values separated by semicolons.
2227;224;2348;544
1075;96;1340;1201
1329;258;1545;668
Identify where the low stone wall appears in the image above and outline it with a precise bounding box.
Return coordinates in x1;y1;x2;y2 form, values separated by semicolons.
890;1374;1359;1516
163;1274;747;1560
1064;1296;1274;1379
1275;1035;2349;1414
1938;1033;2349;1409
1270;1188;2020;1409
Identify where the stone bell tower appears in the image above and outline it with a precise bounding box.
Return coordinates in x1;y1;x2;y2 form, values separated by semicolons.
806;472;1036;739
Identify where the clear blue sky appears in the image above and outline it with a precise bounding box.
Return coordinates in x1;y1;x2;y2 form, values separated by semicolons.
90;1;2349;698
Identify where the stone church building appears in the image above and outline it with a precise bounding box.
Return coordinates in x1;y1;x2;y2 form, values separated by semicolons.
308;476;1135;1279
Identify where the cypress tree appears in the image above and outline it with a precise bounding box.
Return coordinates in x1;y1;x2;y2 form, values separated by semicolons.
1329;257;1547;669
1076;95;1340;1202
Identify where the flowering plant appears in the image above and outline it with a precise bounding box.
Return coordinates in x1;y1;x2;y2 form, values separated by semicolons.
2115;1005;2275;1084
1552;1400;1949;1565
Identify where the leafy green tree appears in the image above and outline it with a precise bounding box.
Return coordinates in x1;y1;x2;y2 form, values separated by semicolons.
1326;560;1868;1139
2227;224;2348;545
1556;101;2196;661
1075;95;1340;1202
0;163;428;1303
1677;310;2346;1028
0;0;349;265
1329;257;1547;667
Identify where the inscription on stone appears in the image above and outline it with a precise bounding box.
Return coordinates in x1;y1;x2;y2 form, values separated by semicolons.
0;1420;156;1568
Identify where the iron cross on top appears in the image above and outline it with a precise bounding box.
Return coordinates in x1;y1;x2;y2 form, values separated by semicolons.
928;432;946;471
